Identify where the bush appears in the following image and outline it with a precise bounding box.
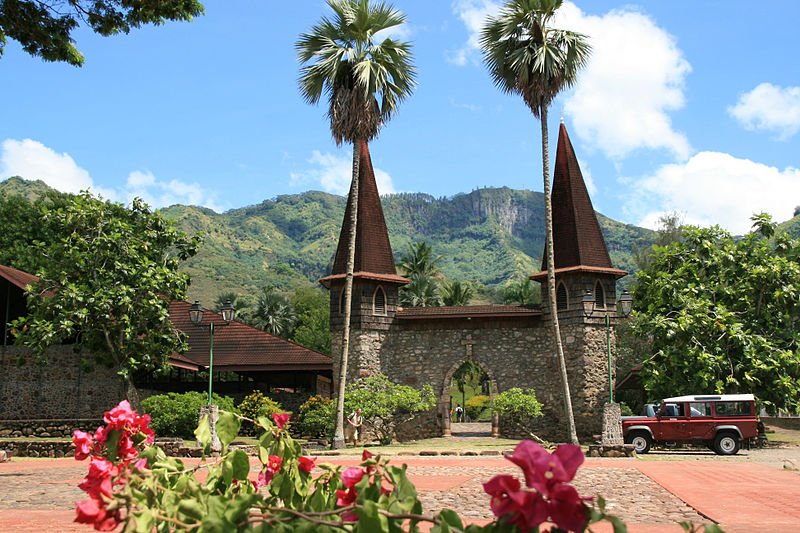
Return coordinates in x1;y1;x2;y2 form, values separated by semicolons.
492;388;543;439
345;374;436;445
141;391;237;439
465;394;490;420
620;402;634;416
238;390;284;435
296;395;334;438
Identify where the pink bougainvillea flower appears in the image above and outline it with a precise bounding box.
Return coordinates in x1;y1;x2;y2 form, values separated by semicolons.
267;455;282;473
79;458;115;500
548;483;589;532
73;430;94;461
257;455;284;488
483;474;548;531
104;401;137;430
341;467;365;489
361;449;373;461
272;413;290;429
506;441;583;495
133;458;149;471
298;456;316;474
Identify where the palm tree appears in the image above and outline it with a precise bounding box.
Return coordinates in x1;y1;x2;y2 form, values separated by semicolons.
251;287;296;338
442;280;474;306
297;0;416;449
504;277;538;305
397;241;441;279
400;276;441;307
481;0;591;444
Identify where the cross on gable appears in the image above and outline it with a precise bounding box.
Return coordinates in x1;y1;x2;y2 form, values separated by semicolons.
461;334;474;357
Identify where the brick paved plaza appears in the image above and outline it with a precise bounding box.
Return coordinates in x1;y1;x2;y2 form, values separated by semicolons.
1;445;799;533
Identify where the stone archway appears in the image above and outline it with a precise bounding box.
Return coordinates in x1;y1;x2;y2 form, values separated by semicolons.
440;357;499;438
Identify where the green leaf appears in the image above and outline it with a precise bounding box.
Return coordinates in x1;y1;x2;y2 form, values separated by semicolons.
230;449;250;480
133;509;154;533
178;500;205;521
194;415;212;454
356;500;389;532
216;410;241;450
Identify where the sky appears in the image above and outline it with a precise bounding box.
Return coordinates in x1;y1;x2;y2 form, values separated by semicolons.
1;1;799;234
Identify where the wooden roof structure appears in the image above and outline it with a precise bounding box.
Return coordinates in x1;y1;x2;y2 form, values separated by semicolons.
531;123;627;281
320;140;410;287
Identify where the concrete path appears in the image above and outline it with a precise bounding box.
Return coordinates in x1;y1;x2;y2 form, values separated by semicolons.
1;451;798;532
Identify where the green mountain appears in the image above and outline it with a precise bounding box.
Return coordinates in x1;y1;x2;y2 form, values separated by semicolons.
1;177;655;304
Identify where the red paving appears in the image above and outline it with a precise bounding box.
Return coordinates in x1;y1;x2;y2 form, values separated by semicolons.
2;455;799;532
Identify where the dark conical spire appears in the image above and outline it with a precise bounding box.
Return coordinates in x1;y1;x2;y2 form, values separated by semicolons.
320;141;409;286
532;123;626;280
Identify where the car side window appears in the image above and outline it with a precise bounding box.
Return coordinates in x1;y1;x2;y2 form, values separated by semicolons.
715;401;751;416
689;402;712;417
661;403;683;417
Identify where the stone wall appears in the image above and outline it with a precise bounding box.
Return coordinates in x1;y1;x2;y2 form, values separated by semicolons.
0;418;102;438
378;313;612;441
763;416;800;431
0;440;75;458
0;345;125;420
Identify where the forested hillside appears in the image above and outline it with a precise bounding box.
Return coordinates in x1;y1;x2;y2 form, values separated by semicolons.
2;177;655;304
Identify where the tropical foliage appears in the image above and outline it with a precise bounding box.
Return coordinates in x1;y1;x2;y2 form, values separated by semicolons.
0;0;204;66
441;280;474;306
11;193;199;407
632;214;800;413
0;179;654;307
140;391;237;439
250;287;297;337
344;373;436;445
238;391;285;436
71;400;626;532
481;0;591;445
504;277;539;305
493;387;545;442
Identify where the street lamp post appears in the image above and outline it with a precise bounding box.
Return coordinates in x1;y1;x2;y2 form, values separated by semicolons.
582;289;632;403
189;300;235;452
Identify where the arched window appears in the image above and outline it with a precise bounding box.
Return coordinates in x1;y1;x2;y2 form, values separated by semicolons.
594;281;605;309
332;289;341;315
556;282;568;310
373;287;387;315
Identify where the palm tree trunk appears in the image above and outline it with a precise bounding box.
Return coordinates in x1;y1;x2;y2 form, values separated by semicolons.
332;140;361;450
541;108;579;445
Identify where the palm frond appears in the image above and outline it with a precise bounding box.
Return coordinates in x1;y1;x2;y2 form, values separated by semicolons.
297;0;416;144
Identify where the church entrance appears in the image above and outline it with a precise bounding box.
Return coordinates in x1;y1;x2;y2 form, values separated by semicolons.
441;357;498;438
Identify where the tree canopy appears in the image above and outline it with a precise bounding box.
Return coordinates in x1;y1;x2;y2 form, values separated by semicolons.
632;214;800;413
0;0;204;66
12;193;199;406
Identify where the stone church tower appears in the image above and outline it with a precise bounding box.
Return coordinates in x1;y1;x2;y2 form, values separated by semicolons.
321;125;628;440
319;140;409;383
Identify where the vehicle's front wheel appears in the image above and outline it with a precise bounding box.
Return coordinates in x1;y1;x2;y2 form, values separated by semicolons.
713;432;740;455
626;431;652;454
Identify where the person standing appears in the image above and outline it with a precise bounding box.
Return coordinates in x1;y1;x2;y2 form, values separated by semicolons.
455;404;464;423
345;408;364;446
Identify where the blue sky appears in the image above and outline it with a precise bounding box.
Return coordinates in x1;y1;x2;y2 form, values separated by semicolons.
1;0;799;234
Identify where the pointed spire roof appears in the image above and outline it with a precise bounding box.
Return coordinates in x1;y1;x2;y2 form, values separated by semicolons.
531;123;626;280
320;141;409;287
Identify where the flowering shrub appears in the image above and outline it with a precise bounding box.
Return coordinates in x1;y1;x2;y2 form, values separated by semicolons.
73;400;634;532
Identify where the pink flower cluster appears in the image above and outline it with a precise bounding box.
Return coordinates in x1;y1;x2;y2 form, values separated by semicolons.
254;414;316;490
336;450;379;523
483;441;590;533
72;401;155;531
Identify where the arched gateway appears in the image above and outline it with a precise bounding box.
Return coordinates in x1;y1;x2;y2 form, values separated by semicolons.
320;126;628;442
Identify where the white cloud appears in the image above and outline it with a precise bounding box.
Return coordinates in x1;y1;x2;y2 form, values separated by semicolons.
1;138;221;211
290;150;396;196
1;138;94;193
728;83;800;140
448;0;499;65
449;1;691;160
374;22;412;42
626;151;800;234
557;3;691;160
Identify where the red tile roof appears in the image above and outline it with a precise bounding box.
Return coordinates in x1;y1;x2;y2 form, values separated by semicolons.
319;271;410;286
397;305;542;320
541;123;623;275
529;265;627;281
0;264;39;290
326;140;408;286
169;301;332;372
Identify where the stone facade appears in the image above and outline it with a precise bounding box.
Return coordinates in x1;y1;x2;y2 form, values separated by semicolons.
0;418;102;438
331;282;621;442
0;345;125;420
